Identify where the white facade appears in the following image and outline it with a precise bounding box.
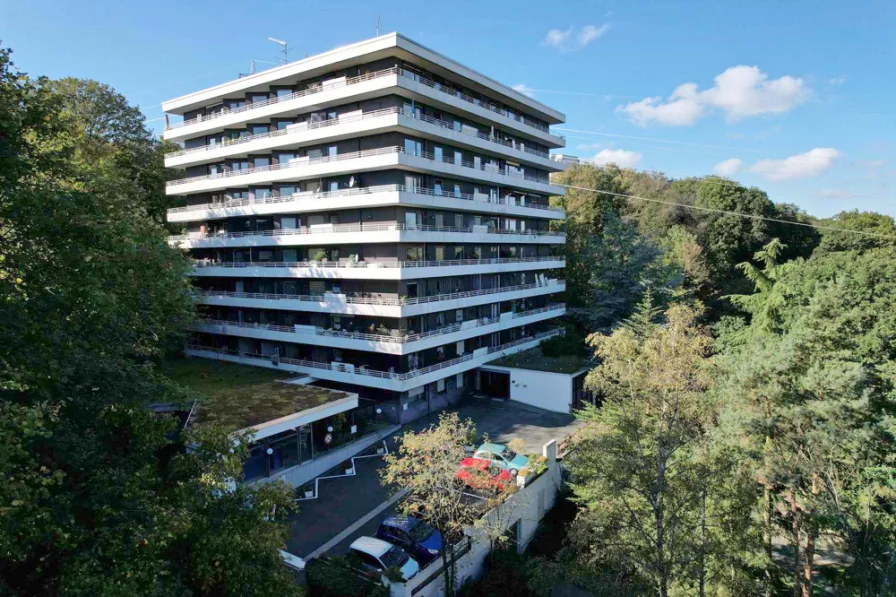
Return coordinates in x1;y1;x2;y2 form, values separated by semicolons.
163;33;568;418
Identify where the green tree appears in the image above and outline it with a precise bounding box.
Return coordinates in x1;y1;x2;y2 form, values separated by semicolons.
812;210;896;256
569;299;757;596
718;245;896;597
381;412;513;595
0;46;301;597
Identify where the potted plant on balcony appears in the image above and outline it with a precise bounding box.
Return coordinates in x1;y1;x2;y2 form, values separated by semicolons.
311;250;327;264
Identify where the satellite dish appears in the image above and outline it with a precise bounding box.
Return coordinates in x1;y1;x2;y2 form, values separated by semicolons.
348;176;356;187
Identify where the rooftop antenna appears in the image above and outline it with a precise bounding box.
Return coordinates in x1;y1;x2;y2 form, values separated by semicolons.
268;37;288;64
238;60;256;78
376;15;380;36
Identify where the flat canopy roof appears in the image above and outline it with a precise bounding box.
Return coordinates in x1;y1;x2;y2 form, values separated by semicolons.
191;381;356;433
166;359;358;439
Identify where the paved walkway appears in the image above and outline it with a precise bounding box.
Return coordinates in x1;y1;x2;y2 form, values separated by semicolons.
286;400;583;559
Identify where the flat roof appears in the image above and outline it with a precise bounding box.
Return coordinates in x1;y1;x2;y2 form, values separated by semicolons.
162;32;564;123
165;359;358;438
190;381;355;433
487;348;592;375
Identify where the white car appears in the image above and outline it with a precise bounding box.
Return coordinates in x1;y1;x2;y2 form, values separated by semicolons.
349;536;420;581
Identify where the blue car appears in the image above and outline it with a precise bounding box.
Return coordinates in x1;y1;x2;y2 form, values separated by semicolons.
376;516;443;565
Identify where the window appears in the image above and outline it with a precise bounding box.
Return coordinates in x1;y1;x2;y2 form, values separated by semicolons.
243;445;267;482
404;138;422;156
252;156;271;169
277;120;293;130
328;180;339;192
278;152;297;163
247;93;268;104
249;124;269;136
406;246;423;262
267;430;299;473
229;190;248;200
257;250;273;261
254;188;272;200
231;160;249;172
279;185;298;197
275;88;293;98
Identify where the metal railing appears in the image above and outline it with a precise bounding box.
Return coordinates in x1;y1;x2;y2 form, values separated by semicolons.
184;328;562;381
190;256;564;270
193;280;564;307
166;183;563;215
168;222;565;243
165;67;402;130
165;145;553;189
164;65;564;141
165;106;552;161
191;303;565;345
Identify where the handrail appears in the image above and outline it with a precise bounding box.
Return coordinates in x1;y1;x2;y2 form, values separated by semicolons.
164;65;564;141
165;67;401;130
194;280;564;307
165;145;552;189
191;303;566;344
165;106;552;160
191;256;565;270
183;328;562;381
168;222;565;243
166;183;563;215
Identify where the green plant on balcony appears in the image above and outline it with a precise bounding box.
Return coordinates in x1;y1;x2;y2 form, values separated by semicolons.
311;250;328;263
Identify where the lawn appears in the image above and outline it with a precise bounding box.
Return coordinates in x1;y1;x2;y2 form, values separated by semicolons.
491;348;590;374
162;358;353;431
162;358;286;397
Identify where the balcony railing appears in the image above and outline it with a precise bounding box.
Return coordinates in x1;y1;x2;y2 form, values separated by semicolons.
166;183;563;216
164;65;564;141
191;256;564;270
184;328;562;382
169;222;565;243
194;280;564;307
165;106;552;161
191;303;565;345
165;145;553;189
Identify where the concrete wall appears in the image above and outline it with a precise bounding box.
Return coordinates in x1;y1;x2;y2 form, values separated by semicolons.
388;440;562;597
483;366;573;414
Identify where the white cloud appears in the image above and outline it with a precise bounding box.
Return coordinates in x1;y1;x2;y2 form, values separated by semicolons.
591;148;642;168
512;83;535;97
577;24;610;47
618;65;809;126
714;158;743;176
543;24;609;51
750;148;841;181
818;189;859;199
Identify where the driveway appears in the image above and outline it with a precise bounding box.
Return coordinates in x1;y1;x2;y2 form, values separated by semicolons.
286;400;583;559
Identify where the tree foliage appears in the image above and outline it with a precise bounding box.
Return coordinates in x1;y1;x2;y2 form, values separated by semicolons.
0;45;300;597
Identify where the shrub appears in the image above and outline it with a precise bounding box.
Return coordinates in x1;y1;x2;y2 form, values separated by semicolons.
305;556;388;597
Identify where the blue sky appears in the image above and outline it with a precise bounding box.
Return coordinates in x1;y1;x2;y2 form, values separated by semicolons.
3;0;895;217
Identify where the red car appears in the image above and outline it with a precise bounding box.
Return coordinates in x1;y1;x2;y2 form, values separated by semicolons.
456;457;514;492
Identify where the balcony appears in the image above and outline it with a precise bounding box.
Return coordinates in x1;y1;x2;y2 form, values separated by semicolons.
164;66;565;146
183;328;563;392
194;280;566;317
164;106;559;171
165;146;562;197
168;221;565;249
191;303;566;355
189;256;566;280
166;184;564;224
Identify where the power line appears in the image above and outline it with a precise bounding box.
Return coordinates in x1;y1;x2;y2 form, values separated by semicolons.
558;183;896;240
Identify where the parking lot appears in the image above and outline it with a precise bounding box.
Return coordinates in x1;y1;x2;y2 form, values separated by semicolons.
286;400;583;560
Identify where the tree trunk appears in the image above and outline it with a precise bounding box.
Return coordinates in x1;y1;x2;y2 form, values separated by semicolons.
764;483;774;597
655;435;668;597
802;474;819;597
440;538;454;596
699;489;707;597
791;488;801;597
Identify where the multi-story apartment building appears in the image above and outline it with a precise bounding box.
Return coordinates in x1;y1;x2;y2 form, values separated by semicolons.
162;33;568;422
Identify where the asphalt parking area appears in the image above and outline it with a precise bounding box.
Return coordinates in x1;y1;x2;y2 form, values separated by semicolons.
286;400;583;559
